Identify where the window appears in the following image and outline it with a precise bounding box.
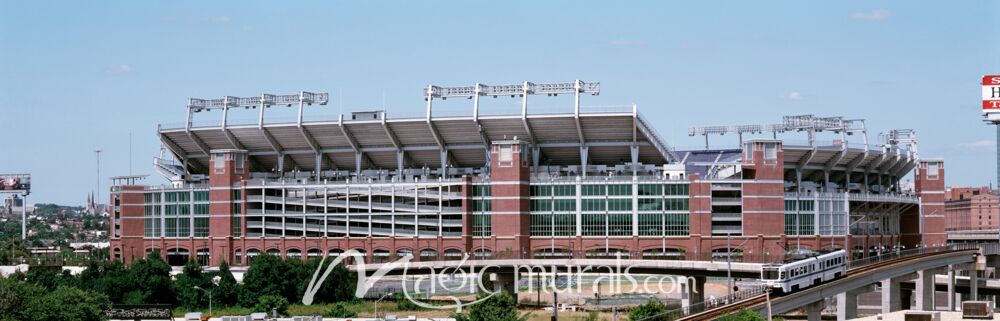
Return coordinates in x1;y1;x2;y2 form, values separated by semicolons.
608;199;632;212
472;214;491;236
194;218;210;237
608;184;632;196
472;200;491;212
232;217;242;237
582;185;605;196
608;214;631;236
638;198;662;211
530;199;552;212
194;191;209;202
553;199;575;212
582;199;605;212
553;185;575;197
638;214;663;236
665;184;689;196
638;184;662;196
582;214;605;236
530;185;552;196
472;185;491;197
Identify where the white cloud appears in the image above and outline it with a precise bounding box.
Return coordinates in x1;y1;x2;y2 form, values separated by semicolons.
203;15;231;23
851;9;890;21
781;91;803;100
104;64;132;74
957;140;996;152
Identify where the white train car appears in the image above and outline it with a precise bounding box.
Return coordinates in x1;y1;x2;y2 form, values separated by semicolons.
760;249;847;293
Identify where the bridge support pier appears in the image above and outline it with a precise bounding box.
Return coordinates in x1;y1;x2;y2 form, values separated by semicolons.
836;287;868;321
681;276;706;313
948;265;956;311
970;269;979;301
491;272;517;301
881;278;902;314
915;268;943;311
805;300;824;321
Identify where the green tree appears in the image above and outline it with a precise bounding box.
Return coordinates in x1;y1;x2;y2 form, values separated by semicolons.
451;292;528;321
240;254;286;306
629;299;669;321
716;308;766;321
212;260;240;307
78;259;130;303
253;295;289;316
173;260;209;309
22;286;111;321
301;259;357;304
124;251;174;304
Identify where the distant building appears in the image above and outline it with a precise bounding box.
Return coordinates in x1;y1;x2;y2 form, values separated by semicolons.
85;192;108;216
945;186;999;231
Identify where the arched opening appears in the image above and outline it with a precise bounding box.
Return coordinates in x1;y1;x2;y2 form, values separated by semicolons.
328;248;344;257
113;248;122;262
196;248;210;266
235;249;243;265
712;248;744;262
307;249;322;260
473;248;492;259
373;249;391;263
642;248;685;260
419;248;438;261
166;248;190;266
286;249;302;260
534;248;572;259
266;248;280;256
443;248;463;261
246;248;261;258
586;248;631;259
396;248;413;256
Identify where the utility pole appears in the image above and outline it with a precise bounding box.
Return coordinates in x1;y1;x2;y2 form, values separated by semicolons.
726;233;733;302
95;150;103;204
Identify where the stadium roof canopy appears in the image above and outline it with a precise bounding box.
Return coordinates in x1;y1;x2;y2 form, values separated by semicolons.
159;106;677;174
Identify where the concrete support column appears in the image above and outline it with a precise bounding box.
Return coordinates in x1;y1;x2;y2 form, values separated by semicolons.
881;278;902;314
805;300;824;321
680;276;706;313
970;269;979;301
491;272;517;301
947;266;956;311
836;290;860;321
915;269;935;311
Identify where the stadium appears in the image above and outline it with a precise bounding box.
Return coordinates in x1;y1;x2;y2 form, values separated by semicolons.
108;80;945;266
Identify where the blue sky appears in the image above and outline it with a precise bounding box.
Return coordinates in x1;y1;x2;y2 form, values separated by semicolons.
1;1;998;205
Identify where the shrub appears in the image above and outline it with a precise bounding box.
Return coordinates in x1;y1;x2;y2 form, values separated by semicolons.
324;303;358;318
253;295;289;316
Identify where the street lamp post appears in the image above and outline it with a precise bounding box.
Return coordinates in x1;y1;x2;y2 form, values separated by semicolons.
194;276;221;315
193;286;212;315
375;292;393;319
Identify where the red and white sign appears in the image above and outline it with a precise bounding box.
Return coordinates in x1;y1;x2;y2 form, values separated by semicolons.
984;75;1000;113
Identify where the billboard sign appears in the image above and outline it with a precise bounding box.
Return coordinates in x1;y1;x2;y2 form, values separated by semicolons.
984;75;1000;114
0;174;29;193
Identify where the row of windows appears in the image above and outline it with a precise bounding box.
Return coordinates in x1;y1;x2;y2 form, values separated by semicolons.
471;185;491;197
472;200;492;212
581;214;632;236
638;214;690;236
784;213;816;235
144;217;209;237
472;214;491;237
530;184;690;197
784;200;816;212
145;191;210;203
529;214;576;236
